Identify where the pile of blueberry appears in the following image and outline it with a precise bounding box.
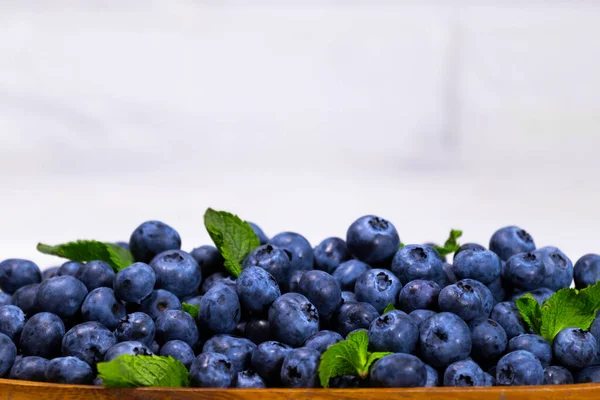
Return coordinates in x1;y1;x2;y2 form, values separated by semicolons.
1;216;600;388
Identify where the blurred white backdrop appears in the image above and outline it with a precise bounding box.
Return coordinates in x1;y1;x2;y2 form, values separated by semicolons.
1;1;599;267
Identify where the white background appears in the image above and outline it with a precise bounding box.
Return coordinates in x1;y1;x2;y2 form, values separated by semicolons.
1;1;599;268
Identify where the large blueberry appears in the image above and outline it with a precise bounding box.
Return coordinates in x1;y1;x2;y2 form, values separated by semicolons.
12;284;39;315
354;269;401;314
0;259;41;294
487;277;505;304
200;272;236;294
45;356;94;385
575;366;600;383
0;305;25;342
129;220;181;263
150;250;201;298
0;332;16;377
113;262;156;303
369;353;426;388
298;270;342;319
504;252;545;291
368;310;418;354
269;232;314;273
248;222;269;245
543;366;574;385
268;293;319;347
81;287;126;330
280;347;320;388
155;309;199;346
236;370;267;388
419;312;472;368
114;312;155;346
244;319;272;344
190;352;236;388
443;359;488;387
574;254;600;289
508;334;552;367
553;328;598;369
104;341;152;361
36;275;88;318
199;286;241;334
496;350;544;386
9;356;49;382
237;266;281;315
534;246;573;291
190;245;224;278
202;334;257;373
61;321;117;368
20;312;64;359
438;280;484;321
303;330;343;354
452;250;501;285
251;341;292;384
391;245;444;286
334;301;379;337
140;289;182;320
313;237;351;273
243;245;292;291
346;215;400;265
58;261;84;277
398;280;440;312
408;309;436;328
160;340;195;369
0;292;10;307
489;226;536;262
469;318;507;362
76;260;115;291
490;301;527;339
332;260;371;291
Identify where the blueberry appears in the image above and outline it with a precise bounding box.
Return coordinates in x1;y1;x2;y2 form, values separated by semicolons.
150;250;201;298
45;357;94;385
391;245;445;286
442;262;457;285
115;312;155;346
329;375;362;388
20;312;65;358
287;270;305;293
459;279;495;313
489;226;536;262
369;353;426;388
269;232;314;273
490;301;527;339
11;284;38;315
469;318;507;363
237;266;281;315
58;261;84;277
313;237;351;273
438;280;484;321
35;275;88;318
354;269;401;314
244;319;272;344
424;364;439;387
182;294;202;308
243;245;292;291
575;365;600;383
0;332;16;377
496;350;544;386
303;330;343;354
280;347;320;388
61;321;117;368
236;370;267;388
199;286;241;334
487;277;505;304
334;301;379;337
200;272;237;295
190;352;236;388
483;372;495;386
443;359;488;387
332;260;371;292
574;254;600;289
341;291;356;303
76;260;115;291
150;341;161;354
346;215;400;265
81;287;126;330
398;280;440;313
298;270;342;319
368;310;419;354
140;289;182;320
9;356;49;382
408;309;436;328
42;267;60;281
0;259;41;294
0;305;25;342
155;309;199;346
129;220;182;263
543;366;574;385
509;287;554;305
251;341;292;384
202;334;256;373
160;340;195;369
248;222;269;245
104;341;152;361
534;246;573;291
553;328;598;369
504;253;545;291
419;312;472;368
0;292;10;307
190;245;224;278
115;241;130;250
268;293;319;347
506;334;552;368
452;250;502;285
454;243;486;260
113;262;156;303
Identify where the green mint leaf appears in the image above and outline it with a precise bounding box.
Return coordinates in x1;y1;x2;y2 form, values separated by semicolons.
204;208;260;278
383;303;396;314
97;355;189;388
398;242;405;250
182;302;199;319
515;293;543;335
37;240;134;272
433;229;463;256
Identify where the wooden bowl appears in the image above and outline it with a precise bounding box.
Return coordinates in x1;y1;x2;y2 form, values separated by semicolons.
1;379;599;400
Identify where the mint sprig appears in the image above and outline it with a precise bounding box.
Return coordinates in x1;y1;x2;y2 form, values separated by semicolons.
319;330;392;388
37;240;134;272
382;303;396;314
97;355;189;388
432;229;463;256
516;281;600;342
182;302;199;319
204;208;260;278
